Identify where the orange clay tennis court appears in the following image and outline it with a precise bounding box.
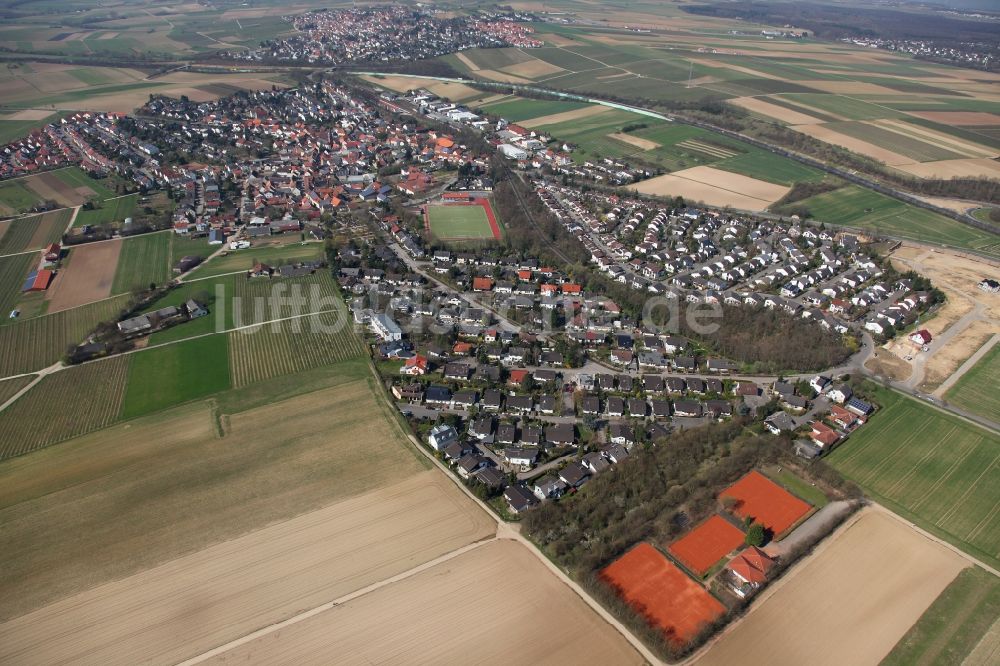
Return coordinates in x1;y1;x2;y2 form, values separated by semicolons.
601;543;725;646
720;471;812;537
668;515;746;576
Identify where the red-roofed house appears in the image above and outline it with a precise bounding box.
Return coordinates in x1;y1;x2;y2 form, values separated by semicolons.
453;342;475;355
909;329;932;346
829;404;857;429
400;354;429;376
561;283;582;295
810;421;840;449
726;547;776;598
473;277;495;292
508;368;529;386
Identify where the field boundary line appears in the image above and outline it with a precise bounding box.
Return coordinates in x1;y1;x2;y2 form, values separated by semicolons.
936;334;999;398
910;437;979;512
883;425;956;497
966;499;1000;544
937;452;1000;525
175;536;499;666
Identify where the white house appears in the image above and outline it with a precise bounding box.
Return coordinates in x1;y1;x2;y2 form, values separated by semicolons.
428;424;458;452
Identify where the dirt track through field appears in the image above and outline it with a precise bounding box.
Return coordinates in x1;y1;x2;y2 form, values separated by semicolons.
45;239;122;312
0;472;495;666
695;509;967;666
203;539;644;665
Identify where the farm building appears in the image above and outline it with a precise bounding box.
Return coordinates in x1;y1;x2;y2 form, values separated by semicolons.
22;269;54;292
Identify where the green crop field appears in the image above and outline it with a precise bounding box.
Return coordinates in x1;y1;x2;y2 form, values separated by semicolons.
0;113;61;143
828;385;1000;570
478;98;589;122
0;356;129;461
0;294;129;377
882;567;1000;666
229;310;365;388
111;232;171;294
0;179;42;215
777;93;904;121
183;243;323;279
121;334;231;419
74;193;138;228
945;344;1000;422
427;204;495;240
53;167;117;202
716;150;825;185
824;121;964;162
0;253;36;317
783;185;1000;257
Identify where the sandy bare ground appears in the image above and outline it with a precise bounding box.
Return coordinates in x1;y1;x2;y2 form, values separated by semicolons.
521;104;611;128
727;96;824;125
45;239;122;312
0;471;495;666
629;166;790;211
609;132;660;150
915;195;980;214
910;111;1000;126
865;346;913;382
895;158;1000;180
204;539;644;666
888;245;1000;391
501;59;564;79
696;510;968;666
792;124;916;166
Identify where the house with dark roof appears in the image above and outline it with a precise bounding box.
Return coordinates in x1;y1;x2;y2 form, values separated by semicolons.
504;485;538;514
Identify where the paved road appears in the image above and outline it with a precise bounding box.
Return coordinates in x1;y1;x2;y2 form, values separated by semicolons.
764;500;855;559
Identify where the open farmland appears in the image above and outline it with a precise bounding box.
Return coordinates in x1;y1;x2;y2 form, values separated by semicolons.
0;209;72;254
628;166;790;211
0;356;128;461
0;361;477;623
0;253;35;317
782;185;1000;256
697;509;968;666
205;538;643;666
720;470;813;537
667;515;745;577
882;566;1000;666
120;334;231;419
45;239;122;312
602;542;725;647
944;345;1000;422
828;386;1000;570
111;232;171;294
73;193;138;228
184;243;323;279
0;294;129;376
229;311;364;388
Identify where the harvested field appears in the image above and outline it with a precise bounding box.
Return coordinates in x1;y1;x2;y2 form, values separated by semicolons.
720;470;812;537
910;111;1000;126
609;132;660;150
0;471;494;665
0;356;128;460
473;69;534;84
519;104;611;128
500;59;564;79
792;123;916;166
206;539;642;665
0;364;439;620
23;170;93;207
668;515;746;576
697;510;968;666
2;109;53;121
874;119;997;159
629;166;790;211
727;96;824;125
895;158;1000;179
359;75;481;102
798;80;900;95
454;51;480;71
602;542;725;646
45;239;121;312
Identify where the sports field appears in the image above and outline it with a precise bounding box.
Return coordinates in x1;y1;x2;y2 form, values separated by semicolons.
944;344;1000;422
667;515;745;576
882;566;1000;665
601;542;725;647
720;470;812;537
828;385;1000;570
426;200;501;241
